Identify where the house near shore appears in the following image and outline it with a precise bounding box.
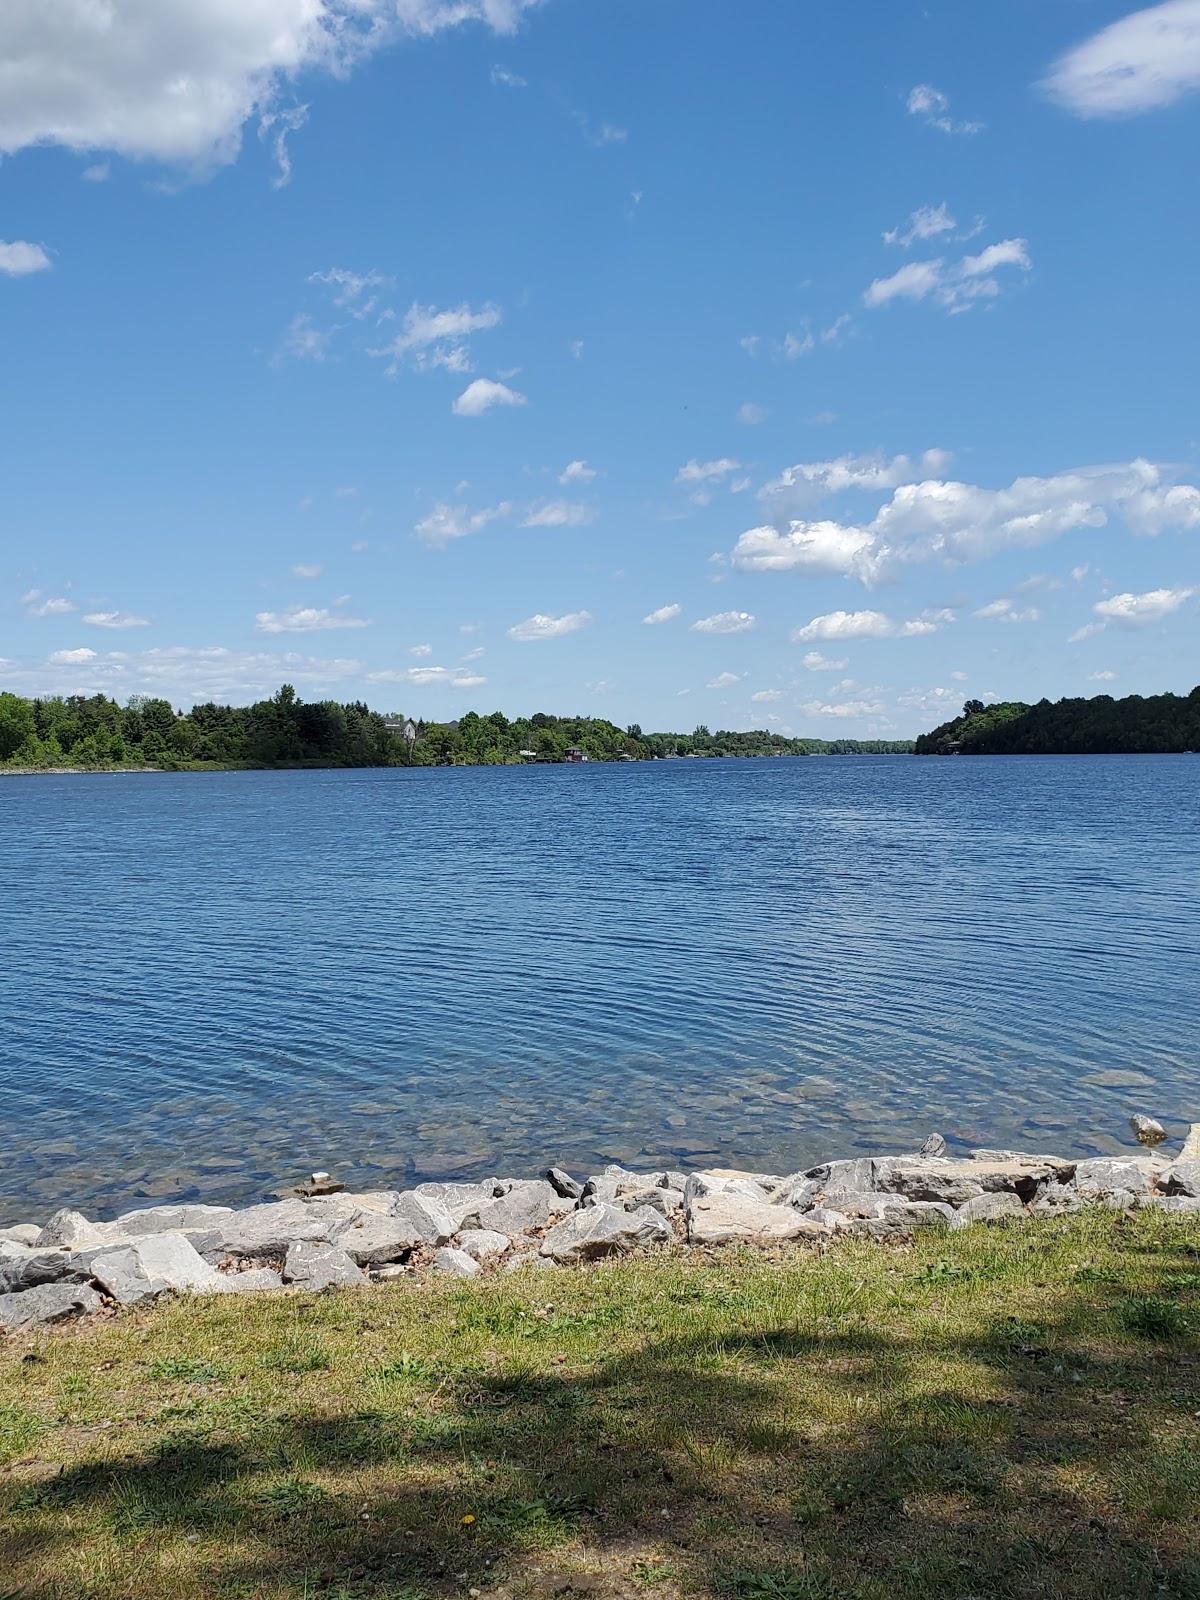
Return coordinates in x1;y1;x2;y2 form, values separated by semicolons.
565;746;589;763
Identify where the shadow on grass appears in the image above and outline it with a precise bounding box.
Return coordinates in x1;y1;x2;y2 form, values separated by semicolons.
5;1254;1200;1600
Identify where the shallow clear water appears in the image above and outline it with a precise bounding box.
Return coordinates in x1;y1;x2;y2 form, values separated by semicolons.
1;756;1197;1224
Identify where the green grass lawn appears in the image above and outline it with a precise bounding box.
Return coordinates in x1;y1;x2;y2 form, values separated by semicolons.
3;1208;1200;1600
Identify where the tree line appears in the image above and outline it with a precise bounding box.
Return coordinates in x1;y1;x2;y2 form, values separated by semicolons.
0;684;913;770
915;688;1200;755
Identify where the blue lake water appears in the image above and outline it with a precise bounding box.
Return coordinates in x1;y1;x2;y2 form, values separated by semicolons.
1;756;1198;1224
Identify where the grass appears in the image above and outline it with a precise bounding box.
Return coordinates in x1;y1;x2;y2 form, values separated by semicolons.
2;1209;1200;1600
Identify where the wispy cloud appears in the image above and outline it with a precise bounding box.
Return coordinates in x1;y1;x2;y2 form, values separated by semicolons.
507;611;591;641
255;605;370;633
643;603;681;625
82;611;151;629
522;500;593;527
414;500;513;545
691;611;755;634
906;83;983;135
865;238;1031;313
1041;1;1200;117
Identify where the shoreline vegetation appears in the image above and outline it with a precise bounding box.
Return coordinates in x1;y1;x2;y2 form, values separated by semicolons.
916;686;1200;755
4;1127;1200;1599
0;684;910;772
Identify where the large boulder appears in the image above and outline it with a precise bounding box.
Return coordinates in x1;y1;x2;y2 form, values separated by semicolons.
1073;1158;1154;1205
392;1191;457;1244
88;1233;225;1305
951;1192;1026;1227
457;1229;510;1261
1161;1161;1200;1199
0;1224;41;1247
877;1155;1070;1205
467;1180;566;1236
432;1247;480;1279
0;1250;89;1296
620;1186;683;1216
683;1171;770;1206
217;1267;285;1294
0;1281;103;1329
283;1241;367;1289
412;1181;503;1227
216;1196;361;1259
330;1211;429;1267
35;1209;109;1250
686;1192;827;1247
540;1203;672;1264
107;1204;234;1240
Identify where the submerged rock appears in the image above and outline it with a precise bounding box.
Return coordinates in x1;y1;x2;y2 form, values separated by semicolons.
1130;1113;1167;1147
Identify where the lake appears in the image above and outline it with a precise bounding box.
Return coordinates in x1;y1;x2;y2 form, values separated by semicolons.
2;756;1197;1224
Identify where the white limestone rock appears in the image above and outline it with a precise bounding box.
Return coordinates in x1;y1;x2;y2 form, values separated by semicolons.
457;1229;511;1261
468;1180;567;1236
432;1247;481;1278
89;1233;225;1305
540;1202;672;1264
283;1241;367;1289
685;1192;827;1247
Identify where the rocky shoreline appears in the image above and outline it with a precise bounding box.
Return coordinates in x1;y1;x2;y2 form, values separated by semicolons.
3;1118;1199;1332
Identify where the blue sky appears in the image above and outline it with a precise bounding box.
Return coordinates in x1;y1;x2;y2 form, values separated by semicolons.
2;0;1198;737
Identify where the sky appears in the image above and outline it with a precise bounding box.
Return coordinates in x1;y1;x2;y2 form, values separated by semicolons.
1;0;1199;738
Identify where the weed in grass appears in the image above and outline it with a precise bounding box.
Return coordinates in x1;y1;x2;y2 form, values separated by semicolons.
631;1557;688;1587
149;1355;231;1384
244;1474;330;1522
719;1566;838;1600
261;1344;333;1375
366;1351;438;1385
1120;1295;1191;1339
0;1403;45;1465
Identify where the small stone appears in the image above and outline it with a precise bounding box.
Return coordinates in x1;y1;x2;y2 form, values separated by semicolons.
620;1186;683;1216
919;1133;947;1157
0;1281;102;1329
1130;1114;1167;1147
283;1241;367;1289
503;1250;559;1272
457;1229;510;1261
545;1167;583;1200
1149;1196;1200;1215
372;1264;408;1282
433;1248;480;1279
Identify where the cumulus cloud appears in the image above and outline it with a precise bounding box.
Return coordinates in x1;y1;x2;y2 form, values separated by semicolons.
802;651;849;671
22;592;75;617
414;500;512;545
82;611;151;629
507;611;591;641
1041;0;1200;117
522;500;593;527
409;643;433;657
452;377;526;416
751;688;783;702
865;239;1030;313
367;665;485;688
1071;585;1195;639
49;647;97;664
643;603;681;625
707;671;741;688
791;609;949;642
0;240;51;276
676;457;741;485
691;610;755;634
733;456;1200;586
906;83;983;134
255;605;370;633
883;203;957;248
974;598;1041;623
6;644;367;703
0;0;543;175
376;300;502;374
558;459;596;484
1089;669;1118;681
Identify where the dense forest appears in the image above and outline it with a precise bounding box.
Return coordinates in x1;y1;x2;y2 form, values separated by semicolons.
915;688;1200;755
0;685;912;770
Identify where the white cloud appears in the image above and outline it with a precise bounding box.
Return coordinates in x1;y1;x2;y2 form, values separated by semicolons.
1041;0;1200;117
452;377;526;416
308;267;389;318
676;457;741;485
864;239;1030;313
276;312;333;363
1083;585;1196;636
82;611;150;629
255;605;370;633
883;203;957;248
751;688;783;702
49;647;97;664
691;610;755;634
734;456;1200;586
759;450;952;508
81;160;109;182
0;1;541;174
643;603;681;625
1089;670;1117;681
802;651;849;671
568;339;584;359
906;82;983;135
368;665;486;688
791;609;948;642
737;403;768;425
292;563;322;579
491;63;527;88
409;643;433;657
800;698;885;718
558;459;596;484
507;611;591;641
707;671;741;689
974;598;1041;623
258;102;307;187
522;500;593;527
0;240;51;276
388;300;500;353
23;594;76;617
7;645;366;703
414;500;512;545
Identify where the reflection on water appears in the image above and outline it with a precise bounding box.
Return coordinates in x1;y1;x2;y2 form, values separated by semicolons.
1;756;1197;1222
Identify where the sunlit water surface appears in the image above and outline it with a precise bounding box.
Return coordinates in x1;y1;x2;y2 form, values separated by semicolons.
2;756;1197;1223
